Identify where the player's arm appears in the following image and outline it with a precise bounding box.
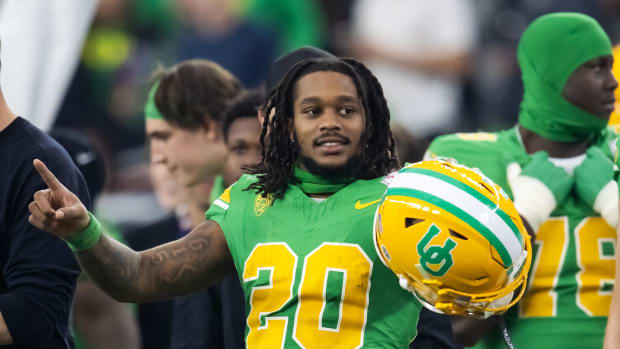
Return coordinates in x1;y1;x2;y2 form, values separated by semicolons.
28;159;235;303
75;220;234;303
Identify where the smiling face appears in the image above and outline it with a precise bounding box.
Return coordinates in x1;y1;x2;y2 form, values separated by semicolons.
292;71;365;177
146;118;226;189
562;54;618;119
149;156;187;211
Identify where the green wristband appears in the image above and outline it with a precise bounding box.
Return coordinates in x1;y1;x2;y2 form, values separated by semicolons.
66;212;103;252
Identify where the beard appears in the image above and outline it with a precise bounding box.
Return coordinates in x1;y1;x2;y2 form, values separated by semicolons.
297;151;363;180
292;131;364;179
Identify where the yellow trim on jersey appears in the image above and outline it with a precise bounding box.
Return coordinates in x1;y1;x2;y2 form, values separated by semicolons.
220;187;231;204
456;132;498;142
213;187;232;210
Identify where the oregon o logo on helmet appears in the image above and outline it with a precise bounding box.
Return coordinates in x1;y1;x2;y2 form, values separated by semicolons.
416;224;457;277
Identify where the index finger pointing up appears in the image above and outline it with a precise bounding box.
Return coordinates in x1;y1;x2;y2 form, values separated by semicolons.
33;159;64;191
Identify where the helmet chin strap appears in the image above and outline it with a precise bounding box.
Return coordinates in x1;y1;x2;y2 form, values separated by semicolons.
498;316;516;349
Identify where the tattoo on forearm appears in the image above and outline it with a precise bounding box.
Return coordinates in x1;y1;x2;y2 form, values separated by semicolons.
75;222;231;303
77;236;142;301
148;235;212;291
151;237;208;264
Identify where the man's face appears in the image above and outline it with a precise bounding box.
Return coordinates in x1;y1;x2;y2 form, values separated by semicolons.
223;117;262;186
146;118;226;189
292;71;365;176
562;54;618;119
149;156;187;211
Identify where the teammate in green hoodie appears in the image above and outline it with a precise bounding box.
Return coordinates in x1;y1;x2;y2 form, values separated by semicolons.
426;12;618;349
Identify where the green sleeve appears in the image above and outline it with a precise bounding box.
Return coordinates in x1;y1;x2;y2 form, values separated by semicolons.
426;132;520;195
205;190;235;263
205;175;257;266
426;133;500;164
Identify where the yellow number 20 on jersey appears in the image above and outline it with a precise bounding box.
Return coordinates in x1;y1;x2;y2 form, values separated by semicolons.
243;243;372;349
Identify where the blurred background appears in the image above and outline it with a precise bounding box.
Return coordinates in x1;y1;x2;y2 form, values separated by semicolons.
3;0;620;246
1;1;620;348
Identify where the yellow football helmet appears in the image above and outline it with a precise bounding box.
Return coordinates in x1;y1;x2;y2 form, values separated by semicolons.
374;159;532;318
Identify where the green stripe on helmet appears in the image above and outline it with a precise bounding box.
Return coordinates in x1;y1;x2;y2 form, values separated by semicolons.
385;187;513;267
400;167;523;245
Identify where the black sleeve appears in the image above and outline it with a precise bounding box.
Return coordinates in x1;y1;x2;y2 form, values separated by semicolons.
0;150;90;348
411;308;462;349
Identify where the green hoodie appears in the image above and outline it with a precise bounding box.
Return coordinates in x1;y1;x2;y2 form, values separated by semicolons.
517;12;612;142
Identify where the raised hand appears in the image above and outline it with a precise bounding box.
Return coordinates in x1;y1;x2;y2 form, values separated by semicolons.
28;159;90;238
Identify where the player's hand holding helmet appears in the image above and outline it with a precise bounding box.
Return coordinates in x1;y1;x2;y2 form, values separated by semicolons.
374;159;532;319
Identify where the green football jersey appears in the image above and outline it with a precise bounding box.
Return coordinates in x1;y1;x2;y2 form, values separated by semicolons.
427;127;617;349
206;174;421;348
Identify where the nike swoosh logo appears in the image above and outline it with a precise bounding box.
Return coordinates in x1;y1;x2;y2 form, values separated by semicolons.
355;199;381;210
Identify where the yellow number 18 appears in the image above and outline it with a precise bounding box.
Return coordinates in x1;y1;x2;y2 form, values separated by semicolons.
520;217;615;317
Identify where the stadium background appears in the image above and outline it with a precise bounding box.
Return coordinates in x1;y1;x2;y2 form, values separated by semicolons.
1;0;620;347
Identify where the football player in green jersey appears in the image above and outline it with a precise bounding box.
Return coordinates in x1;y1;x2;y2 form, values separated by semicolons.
426;13;618;349
27;56;427;348
261;47;463;349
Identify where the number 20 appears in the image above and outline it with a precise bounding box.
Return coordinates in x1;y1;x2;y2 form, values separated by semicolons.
520;217;616;317
243;242;373;349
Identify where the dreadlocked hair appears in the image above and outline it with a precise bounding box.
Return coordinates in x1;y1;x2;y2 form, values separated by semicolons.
246;57;400;199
